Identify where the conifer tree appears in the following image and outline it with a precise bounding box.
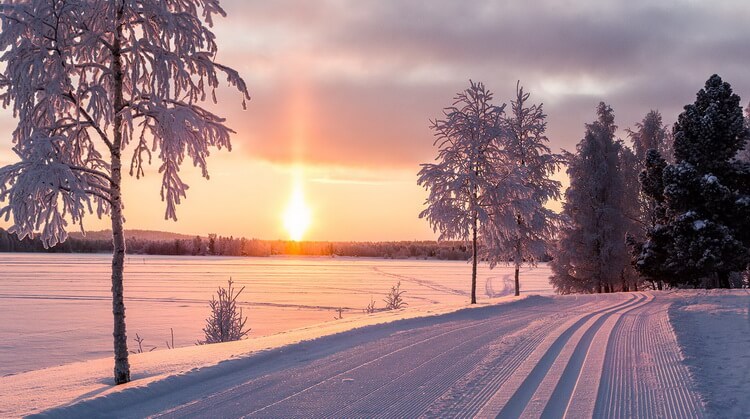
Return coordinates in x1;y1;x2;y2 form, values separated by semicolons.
550;103;629;293
658;74;750;288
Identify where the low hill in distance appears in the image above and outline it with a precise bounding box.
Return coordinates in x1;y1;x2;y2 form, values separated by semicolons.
68;229;196;242
0;228;498;261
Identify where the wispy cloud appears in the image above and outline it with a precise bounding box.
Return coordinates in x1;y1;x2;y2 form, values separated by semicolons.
216;0;750;169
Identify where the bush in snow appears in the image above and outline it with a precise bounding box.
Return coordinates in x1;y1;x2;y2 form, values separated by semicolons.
363;297;378;314
384;281;407;310
198;279;250;345
130;333;156;354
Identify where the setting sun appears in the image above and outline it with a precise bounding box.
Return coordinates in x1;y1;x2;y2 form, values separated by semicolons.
283;183;312;241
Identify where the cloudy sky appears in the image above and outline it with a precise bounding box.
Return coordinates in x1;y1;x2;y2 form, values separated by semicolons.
2;0;749;241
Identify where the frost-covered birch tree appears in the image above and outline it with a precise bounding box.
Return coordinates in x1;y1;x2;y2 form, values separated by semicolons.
492;82;561;296
418;81;524;304
0;0;249;384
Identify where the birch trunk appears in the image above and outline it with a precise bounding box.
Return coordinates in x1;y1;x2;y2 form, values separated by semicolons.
111;1;130;384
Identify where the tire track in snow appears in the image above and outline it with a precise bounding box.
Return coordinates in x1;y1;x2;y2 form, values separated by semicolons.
540;293;654;418
372;266;468;297
156;300;559;418
594;295;706;418
420;298;609;419
478;293;645;418
239;311;529;417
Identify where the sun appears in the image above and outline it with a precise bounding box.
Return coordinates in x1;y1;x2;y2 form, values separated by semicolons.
283;184;312;241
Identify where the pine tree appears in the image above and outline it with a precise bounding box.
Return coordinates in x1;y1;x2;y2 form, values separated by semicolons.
627;110;672;163
0;1;249;383
490;82;561;296
418;81;526;304
550;103;629;294
659;74;750;288
632;149;670;289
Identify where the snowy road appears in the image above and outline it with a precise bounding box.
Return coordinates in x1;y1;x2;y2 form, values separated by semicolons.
39;293;706;418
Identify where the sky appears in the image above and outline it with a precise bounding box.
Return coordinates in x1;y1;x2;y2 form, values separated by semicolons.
1;0;750;241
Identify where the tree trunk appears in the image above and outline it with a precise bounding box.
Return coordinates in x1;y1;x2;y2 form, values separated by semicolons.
111;1;130;385
471;214;477;304
718;271;730;289
514;264;520;297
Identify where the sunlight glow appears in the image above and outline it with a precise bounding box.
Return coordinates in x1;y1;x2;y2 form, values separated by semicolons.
283;182;312;241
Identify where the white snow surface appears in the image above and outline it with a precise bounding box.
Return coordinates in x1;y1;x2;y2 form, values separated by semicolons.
0;254;553;376
1;255;747;418
669;290;750;418
7;290;743;418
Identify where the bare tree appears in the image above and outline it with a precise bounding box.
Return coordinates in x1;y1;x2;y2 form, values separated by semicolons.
0;1;249;383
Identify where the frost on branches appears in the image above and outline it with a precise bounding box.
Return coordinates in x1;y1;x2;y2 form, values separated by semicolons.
644;75;750;288
550;103;631;294
417;81;529;304
488;82;561;296
0;0;249;384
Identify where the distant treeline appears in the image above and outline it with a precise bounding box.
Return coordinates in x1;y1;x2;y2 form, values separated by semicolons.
0;228;489;260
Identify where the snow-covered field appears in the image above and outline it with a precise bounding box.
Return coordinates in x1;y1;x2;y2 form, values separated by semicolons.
2;254;748;418
0;253;553;376
7;290;747;418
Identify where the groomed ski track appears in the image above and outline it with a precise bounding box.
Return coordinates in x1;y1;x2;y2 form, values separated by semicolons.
40;293;706;418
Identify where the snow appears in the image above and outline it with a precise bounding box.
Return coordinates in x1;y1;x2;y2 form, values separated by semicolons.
1;256;747;417
0;288;531;417
0;253;554;376
669;290;750;418
693;219;707;230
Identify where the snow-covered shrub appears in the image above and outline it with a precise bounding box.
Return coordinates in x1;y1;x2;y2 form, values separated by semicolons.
364;297;378;314
384;281;407;310
198;279;250;344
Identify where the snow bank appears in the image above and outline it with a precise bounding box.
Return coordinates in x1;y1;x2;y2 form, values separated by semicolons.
0;294;532;417
668;289;750;418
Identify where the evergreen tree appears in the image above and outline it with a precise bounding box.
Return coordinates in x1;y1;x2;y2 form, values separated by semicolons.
550;103;629;294
658;74;750;288
632;149;670;289
490;82;561;296
627;110;671;162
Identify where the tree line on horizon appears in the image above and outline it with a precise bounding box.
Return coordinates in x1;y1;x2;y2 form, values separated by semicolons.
420;75;750;301
0;227;486;260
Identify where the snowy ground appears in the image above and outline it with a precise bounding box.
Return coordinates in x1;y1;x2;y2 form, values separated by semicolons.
2;255;747;417
5;291;747;418
0;253;553;376
669;290;750;418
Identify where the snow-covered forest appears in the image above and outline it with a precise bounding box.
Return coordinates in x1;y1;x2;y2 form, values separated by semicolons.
420;75;750;295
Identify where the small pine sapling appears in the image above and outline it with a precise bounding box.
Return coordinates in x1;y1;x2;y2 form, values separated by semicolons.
198;279;250;345
384;281;407;310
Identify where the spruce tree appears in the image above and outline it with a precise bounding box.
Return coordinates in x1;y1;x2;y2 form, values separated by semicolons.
660;74;750;288
550;103;628;293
